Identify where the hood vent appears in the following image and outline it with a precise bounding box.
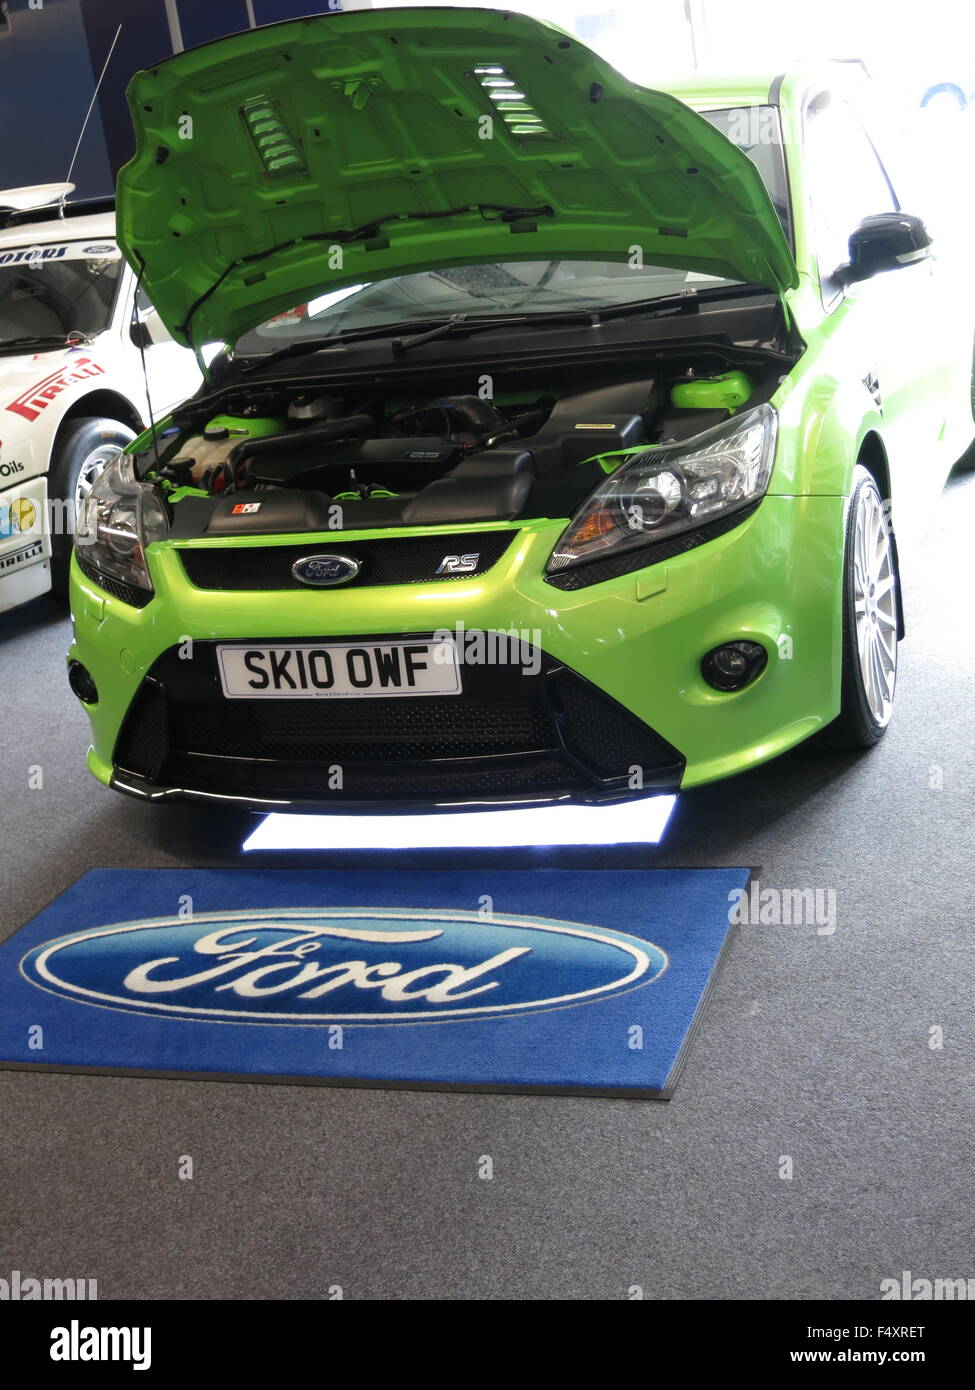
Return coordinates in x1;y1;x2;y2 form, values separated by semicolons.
241;96;306;179
474;65;550;137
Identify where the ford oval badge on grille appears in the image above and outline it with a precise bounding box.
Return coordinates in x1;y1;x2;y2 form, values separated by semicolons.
291;554;360;587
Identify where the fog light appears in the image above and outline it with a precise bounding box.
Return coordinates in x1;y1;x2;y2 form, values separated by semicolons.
701;641;767;692
68;659;98;704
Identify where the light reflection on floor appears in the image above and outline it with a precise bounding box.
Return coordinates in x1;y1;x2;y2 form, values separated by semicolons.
242;796;677;851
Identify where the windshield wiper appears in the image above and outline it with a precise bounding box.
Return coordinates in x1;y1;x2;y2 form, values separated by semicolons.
382;296;703;349
528;283;772;323
391;312;470;356
0;332;93;355
240;313;522;373
238;284;771;374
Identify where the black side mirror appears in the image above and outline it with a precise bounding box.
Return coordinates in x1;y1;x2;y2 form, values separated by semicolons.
130;316;152;350
841;212;932;286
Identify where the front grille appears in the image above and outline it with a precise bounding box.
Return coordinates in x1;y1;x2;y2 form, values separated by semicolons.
168;696;552;764
178;530;516;591
113;637;684;807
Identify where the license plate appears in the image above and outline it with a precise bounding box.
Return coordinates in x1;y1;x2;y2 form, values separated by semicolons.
216;639;462;699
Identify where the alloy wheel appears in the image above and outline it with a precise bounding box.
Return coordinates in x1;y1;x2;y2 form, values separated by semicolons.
74;443;124;511
852;484;897;727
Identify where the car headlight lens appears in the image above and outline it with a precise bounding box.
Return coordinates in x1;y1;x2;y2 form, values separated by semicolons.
76;454;168;593
547;403;777;573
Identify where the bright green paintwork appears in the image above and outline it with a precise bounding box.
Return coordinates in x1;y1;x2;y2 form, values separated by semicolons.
115;6;796;350
71;496;844;792
203;413;284;438
71;25;975;800
670;370;755;413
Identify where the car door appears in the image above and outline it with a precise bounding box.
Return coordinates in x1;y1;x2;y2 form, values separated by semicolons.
802;89;953;470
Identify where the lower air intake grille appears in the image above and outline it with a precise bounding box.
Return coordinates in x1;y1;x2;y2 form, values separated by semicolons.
167;696;554;764
114;680;169;781
550;668;678;778
113;637;684;807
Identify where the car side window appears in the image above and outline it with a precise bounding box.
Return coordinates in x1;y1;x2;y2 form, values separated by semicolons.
804;94;898;301
133;284;173;343
701;106;793;247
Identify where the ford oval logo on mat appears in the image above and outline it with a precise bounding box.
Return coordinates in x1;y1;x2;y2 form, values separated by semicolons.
291;554;359;587
20;909;668;1025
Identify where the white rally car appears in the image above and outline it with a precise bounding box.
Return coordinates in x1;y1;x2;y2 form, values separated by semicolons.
0;189;200;613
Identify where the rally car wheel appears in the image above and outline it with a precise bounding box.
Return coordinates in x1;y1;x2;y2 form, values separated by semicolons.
829;466;899;748
49;417;135;597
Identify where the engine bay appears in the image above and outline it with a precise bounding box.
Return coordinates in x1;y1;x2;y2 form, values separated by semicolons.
149;359;781;537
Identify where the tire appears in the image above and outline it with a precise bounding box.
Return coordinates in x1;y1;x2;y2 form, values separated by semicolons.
48;417;135;597
828;465;900;749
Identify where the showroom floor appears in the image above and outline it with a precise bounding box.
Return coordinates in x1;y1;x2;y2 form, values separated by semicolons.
1;464;972;1301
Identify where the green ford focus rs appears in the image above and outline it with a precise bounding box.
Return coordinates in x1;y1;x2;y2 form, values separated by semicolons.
68;7;975;811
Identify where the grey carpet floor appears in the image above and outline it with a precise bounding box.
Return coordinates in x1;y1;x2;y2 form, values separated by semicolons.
1;466;972;1300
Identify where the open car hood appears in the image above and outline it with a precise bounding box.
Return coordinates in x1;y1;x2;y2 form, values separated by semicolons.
116;6;798;350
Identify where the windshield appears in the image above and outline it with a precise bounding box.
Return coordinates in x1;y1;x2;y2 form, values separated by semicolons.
234;259;742;356
0;240;123;348
699;105;792;243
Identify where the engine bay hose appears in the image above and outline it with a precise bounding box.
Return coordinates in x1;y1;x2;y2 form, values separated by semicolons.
225;413;375;475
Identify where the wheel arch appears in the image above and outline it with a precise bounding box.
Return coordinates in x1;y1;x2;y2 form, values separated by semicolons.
855;429;890;504
854;431;904;639
43;396;143;599
51;391;144;455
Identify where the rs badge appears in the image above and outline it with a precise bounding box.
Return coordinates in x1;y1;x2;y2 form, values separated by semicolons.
436;553;479;574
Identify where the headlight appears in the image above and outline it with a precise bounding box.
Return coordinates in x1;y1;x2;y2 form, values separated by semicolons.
547;403;777;573
75;454;168;594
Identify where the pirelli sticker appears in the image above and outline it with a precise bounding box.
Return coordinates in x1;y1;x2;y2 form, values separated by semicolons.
6;357;105;423
0;539;44;572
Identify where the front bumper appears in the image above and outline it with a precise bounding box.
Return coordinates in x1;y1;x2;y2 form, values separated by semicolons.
103;636;685;811
69;497;847;810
